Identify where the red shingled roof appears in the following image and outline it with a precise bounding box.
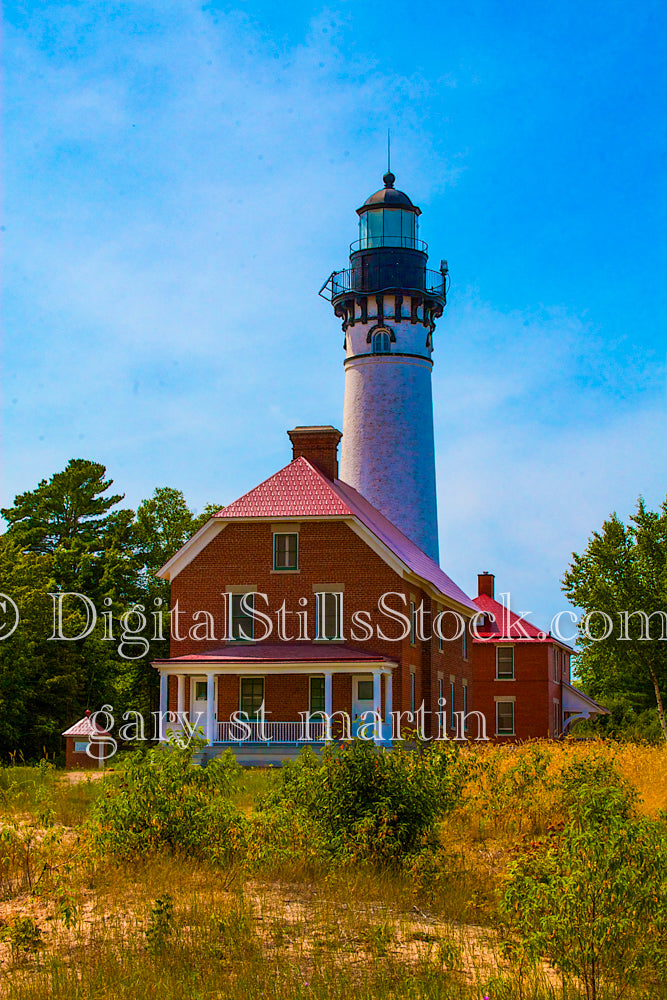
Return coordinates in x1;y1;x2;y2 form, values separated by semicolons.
472;593;551;642
218;457;351;518
62;714;107;737
153;643;395;664
215;458;477;612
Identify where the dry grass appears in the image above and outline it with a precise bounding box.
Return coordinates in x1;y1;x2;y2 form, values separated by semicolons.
0;739;664;999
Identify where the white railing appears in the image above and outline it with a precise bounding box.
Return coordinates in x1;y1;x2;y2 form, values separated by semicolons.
216;720;327;744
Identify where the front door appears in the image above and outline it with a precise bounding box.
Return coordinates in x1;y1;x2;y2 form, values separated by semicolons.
352;674;376;736
190;677;208;737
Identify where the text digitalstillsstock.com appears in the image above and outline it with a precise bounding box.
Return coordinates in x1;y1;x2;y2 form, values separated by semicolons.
2;591;665;658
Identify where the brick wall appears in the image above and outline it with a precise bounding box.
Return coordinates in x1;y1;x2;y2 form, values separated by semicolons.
166;519;468;726
65;737;103;770
470;640;561;741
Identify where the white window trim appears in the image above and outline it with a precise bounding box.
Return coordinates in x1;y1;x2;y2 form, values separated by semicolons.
226;590;256;642
309;675;326;715
495;697;516;736
272;531;299;572
239;675;265;718
314;591;344;641
495;644;515;681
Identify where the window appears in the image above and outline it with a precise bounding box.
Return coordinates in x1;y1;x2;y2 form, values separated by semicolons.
372;330;391;353
496;646;514;679
240;677;264;719
195;681;208;701
310;676;325;717
553;701;560;736
463;683;468;726
410;672;416;715
274;532;298;570
438;677;444;731
449;679;455;729
359;208;418;249
316;592;342;640
462;624;468;660
496;701;515;735
230;593;254;640
74;741;88;753
410;601;416;644
357;680;374;701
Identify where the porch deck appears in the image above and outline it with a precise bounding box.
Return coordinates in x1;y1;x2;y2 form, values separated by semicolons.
195;741;328;767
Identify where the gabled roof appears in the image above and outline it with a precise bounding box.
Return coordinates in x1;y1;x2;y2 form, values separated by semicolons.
211;457;476;612
217;457;351;518
62;713;107;737
472;593;573;648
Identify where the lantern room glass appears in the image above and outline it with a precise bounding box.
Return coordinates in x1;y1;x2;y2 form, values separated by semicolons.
359;208;418;249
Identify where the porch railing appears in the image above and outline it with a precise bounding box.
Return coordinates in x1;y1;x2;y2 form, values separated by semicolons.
216;720;327;744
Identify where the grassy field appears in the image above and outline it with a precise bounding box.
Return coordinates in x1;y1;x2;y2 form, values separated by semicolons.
0;740;665;1000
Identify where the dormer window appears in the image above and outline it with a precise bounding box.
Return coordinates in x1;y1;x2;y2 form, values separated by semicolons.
373;330;391;354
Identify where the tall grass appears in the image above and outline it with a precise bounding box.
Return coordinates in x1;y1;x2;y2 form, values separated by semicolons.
0;741;665;999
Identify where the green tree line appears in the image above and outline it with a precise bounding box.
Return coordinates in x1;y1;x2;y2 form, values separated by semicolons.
563;497;667;742
0;459;220;760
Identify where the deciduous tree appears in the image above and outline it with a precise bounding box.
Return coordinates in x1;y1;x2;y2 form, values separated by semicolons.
562;497;667;741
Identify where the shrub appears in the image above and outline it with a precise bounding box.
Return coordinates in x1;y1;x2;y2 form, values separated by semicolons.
501;810;667;999
255;740;463;865
556;749;639;827
88;739;247;863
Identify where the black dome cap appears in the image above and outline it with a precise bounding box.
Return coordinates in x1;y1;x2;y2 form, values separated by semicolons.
357;173;421;215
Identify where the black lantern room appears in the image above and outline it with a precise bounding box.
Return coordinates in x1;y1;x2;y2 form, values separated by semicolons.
320;173;447;334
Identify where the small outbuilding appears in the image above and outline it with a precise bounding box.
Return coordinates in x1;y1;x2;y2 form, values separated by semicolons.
62;710;106;769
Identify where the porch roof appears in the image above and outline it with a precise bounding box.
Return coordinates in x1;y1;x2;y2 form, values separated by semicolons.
562;682;609;717
153;642;397;666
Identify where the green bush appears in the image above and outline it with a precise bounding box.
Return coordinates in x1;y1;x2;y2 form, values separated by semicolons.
501;800;667;999
556;750;639;827
88;739;247;863
255;740;463;865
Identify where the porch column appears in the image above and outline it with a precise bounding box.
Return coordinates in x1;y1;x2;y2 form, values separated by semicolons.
177;674;186;719
206;672;216;744
373;671;382;717
324;671;333;717
159;672;169;724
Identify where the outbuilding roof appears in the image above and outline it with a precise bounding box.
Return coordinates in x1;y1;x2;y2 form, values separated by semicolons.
61;712;107;737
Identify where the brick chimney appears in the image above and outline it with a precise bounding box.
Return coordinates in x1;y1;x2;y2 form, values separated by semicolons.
477;571;495;598
287;426;342;481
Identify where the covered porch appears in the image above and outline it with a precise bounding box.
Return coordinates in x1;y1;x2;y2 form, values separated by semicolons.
561;682;610;732
152;643;398;749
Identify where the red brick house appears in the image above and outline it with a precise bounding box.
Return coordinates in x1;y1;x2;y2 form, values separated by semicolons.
62;711;107;769
471;572;608;741
152;426;478;758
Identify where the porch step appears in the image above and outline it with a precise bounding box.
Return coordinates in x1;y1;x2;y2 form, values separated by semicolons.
199;742;326;768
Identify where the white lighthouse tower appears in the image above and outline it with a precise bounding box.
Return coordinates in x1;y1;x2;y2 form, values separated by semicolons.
321;172;448;563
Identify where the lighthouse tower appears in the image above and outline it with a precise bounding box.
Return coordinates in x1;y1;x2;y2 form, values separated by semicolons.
320;173;448;563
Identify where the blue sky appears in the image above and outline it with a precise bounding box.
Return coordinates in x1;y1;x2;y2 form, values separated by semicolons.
2;0;666;630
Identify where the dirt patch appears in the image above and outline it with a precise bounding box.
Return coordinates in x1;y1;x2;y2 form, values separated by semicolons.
59;770;108;785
